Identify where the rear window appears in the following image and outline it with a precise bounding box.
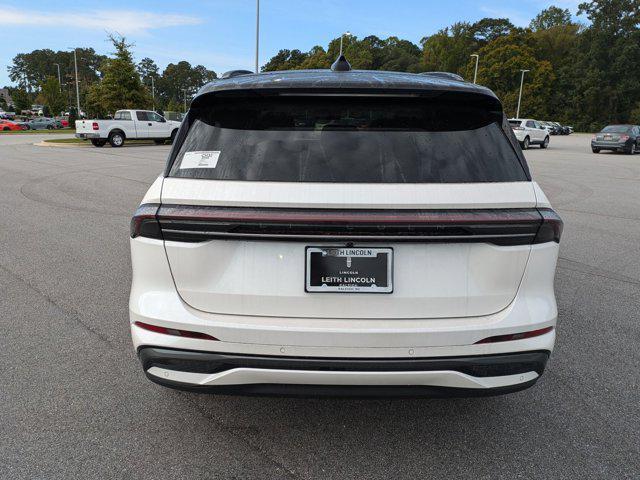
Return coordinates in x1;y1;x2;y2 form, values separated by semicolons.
114;111;132;120
169;95;527;183
602;125;631;133
509;120;522;127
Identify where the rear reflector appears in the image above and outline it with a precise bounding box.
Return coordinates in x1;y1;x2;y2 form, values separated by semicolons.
475;326;554;344
130;204;563;246
92;122;99;130
134;321;218;340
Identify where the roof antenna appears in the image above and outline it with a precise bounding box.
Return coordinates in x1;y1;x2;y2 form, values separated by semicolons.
331;31;352;72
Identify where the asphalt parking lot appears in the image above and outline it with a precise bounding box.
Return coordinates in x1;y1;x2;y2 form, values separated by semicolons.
1;133;638;479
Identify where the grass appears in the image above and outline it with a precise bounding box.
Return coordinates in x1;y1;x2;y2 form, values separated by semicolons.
0;128;76;135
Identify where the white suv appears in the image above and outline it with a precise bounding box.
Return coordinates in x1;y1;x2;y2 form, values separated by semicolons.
130;68;562;397
509;118;550;149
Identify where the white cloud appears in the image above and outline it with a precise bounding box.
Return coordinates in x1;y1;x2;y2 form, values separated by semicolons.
0;6;201;35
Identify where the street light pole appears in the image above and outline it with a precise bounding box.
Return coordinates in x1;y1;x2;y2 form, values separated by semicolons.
151;76;155;111
255;0;260;73
183;89;187;113
470;54;479;84
72;49;81;117
53;63;62;90
516;69;530;119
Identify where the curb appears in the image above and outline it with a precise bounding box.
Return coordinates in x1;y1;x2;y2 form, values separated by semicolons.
33;141;91;148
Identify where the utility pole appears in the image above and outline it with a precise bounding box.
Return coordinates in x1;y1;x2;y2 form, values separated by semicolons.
516;69;530;119
71;48;81;117
151;76;155;111
470;54;479;84
183;89;187;113
255;0;260;73
53;63;62;90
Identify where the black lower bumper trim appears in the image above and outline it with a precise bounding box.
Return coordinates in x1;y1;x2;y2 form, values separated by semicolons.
138;348;549;397
145;373;539;398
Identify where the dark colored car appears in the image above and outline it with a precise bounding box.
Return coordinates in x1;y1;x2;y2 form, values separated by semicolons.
591;125;640;154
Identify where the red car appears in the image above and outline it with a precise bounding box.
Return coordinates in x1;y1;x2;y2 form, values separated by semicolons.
0;120;25;131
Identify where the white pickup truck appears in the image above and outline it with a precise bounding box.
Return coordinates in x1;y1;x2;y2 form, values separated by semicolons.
75;109;182;147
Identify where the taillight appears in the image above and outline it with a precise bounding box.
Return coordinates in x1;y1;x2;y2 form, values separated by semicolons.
475;326;554;344
130;203;161;239
92;122;99;130
134;321;218;340
533;208;563;244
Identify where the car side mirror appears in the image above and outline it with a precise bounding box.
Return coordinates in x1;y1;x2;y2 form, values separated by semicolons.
159;117;166;123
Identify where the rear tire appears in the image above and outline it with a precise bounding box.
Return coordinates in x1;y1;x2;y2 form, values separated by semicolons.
540;136;549;149
47;125;53;130
108;131;125;148
2;127;9;131
521;137;530;150
154;139;165;145
592;148;600;153
626;143;636;155
91;139;106;147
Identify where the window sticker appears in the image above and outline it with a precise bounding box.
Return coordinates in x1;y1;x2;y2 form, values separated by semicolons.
180;151;221;169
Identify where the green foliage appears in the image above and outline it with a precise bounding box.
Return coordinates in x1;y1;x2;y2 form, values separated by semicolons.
530;7;573;30
85;35;150;116
156;60;216;109
9;88;31;112
40;77;66;116
8;48;106;94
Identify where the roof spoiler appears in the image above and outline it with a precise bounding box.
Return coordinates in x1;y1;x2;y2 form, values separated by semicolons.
220;70;254;79
420;72;465;82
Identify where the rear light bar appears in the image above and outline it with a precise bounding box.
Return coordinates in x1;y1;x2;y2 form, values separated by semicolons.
475;326;554;344
134;321;218;340
130;204;563;246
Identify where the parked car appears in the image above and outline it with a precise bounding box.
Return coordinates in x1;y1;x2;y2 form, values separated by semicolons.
58;118;69;128
591;124;640;154
0;119;24;131
509;118;550;149
27;117;58;130
539;121;557;135
129;67;563;397
75;109;181;147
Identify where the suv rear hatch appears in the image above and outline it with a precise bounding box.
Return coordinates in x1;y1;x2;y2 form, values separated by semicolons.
159;90;538;319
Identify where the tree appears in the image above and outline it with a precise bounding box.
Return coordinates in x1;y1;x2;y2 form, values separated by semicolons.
41;77;66;116
156;61;216;107
8;48;106;93
570;0;640;129
421;23;478;77
137;57;159;84
9;88;31;112
85;35;150;116
530;7;573;31
472;18;515;43
476;34;555;118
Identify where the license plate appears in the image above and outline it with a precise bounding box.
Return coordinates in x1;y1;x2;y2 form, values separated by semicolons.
604;135;612;140
305;247;393;293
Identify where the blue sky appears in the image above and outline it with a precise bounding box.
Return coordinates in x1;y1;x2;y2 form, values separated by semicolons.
0;0;583;87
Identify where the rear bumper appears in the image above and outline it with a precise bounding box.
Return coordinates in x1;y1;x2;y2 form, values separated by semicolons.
591;140;630;150
139;347;549;397
75;133;99;139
